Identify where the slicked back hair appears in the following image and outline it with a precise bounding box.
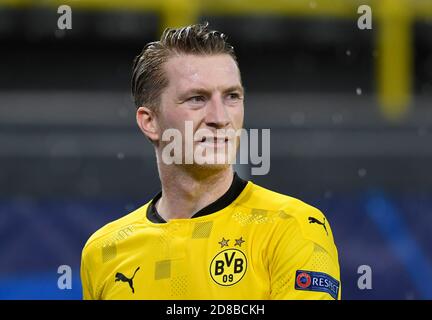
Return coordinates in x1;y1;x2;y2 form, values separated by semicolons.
131;23;239;112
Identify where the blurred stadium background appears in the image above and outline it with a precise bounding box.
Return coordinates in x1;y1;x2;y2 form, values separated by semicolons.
0;0;431;299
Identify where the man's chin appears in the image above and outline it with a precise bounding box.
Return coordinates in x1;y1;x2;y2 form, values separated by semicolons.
182;161;232;172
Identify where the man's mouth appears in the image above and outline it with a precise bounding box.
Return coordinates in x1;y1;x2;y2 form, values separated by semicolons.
196;136;230;147
199;136;228;143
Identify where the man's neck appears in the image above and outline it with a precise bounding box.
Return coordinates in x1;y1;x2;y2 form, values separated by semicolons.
156;165;234;221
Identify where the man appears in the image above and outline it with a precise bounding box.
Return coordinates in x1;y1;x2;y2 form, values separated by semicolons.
81;23;341;300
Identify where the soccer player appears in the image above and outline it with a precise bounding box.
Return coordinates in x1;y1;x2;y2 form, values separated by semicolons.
80;23;341;300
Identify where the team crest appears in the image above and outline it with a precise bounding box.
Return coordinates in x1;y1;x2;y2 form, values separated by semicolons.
210;237;247;286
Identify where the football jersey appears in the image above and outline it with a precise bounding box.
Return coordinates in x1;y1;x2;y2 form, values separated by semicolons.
81;173;341;300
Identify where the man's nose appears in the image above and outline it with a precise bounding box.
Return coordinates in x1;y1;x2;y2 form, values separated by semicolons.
204;96;230;128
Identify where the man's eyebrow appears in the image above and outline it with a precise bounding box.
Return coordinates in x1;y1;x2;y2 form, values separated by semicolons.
178;85;244;99
178;88;211;99
223;85;244;95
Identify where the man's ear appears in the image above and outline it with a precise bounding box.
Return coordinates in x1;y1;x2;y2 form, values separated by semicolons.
136;106;159;143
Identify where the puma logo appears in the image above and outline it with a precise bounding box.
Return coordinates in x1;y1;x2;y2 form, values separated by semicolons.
115;267;140;293
308;217;328;235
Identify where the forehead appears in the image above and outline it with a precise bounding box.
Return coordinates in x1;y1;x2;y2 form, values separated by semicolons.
163;54;241;92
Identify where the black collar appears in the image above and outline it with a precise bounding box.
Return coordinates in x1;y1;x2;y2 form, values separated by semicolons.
146;172;248;223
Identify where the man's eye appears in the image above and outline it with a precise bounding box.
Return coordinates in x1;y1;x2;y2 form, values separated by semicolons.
188;96;206;103
227;93;241;100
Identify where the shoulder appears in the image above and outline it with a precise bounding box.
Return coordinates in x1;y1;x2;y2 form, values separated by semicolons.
240;181;338;258
81;202;150;262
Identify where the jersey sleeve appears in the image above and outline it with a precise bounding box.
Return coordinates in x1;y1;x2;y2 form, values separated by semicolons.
269;206;341;300
80;246;96;300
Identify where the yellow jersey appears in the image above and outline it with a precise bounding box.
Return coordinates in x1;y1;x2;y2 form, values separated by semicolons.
81;173;341;300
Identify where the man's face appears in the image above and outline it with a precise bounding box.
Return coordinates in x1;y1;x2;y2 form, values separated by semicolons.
155;53;244;168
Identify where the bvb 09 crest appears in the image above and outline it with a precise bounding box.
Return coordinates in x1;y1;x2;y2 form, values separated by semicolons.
210;248;247;286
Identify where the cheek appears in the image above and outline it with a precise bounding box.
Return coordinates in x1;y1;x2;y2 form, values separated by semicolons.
231;104;244;128
159;108;200;133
